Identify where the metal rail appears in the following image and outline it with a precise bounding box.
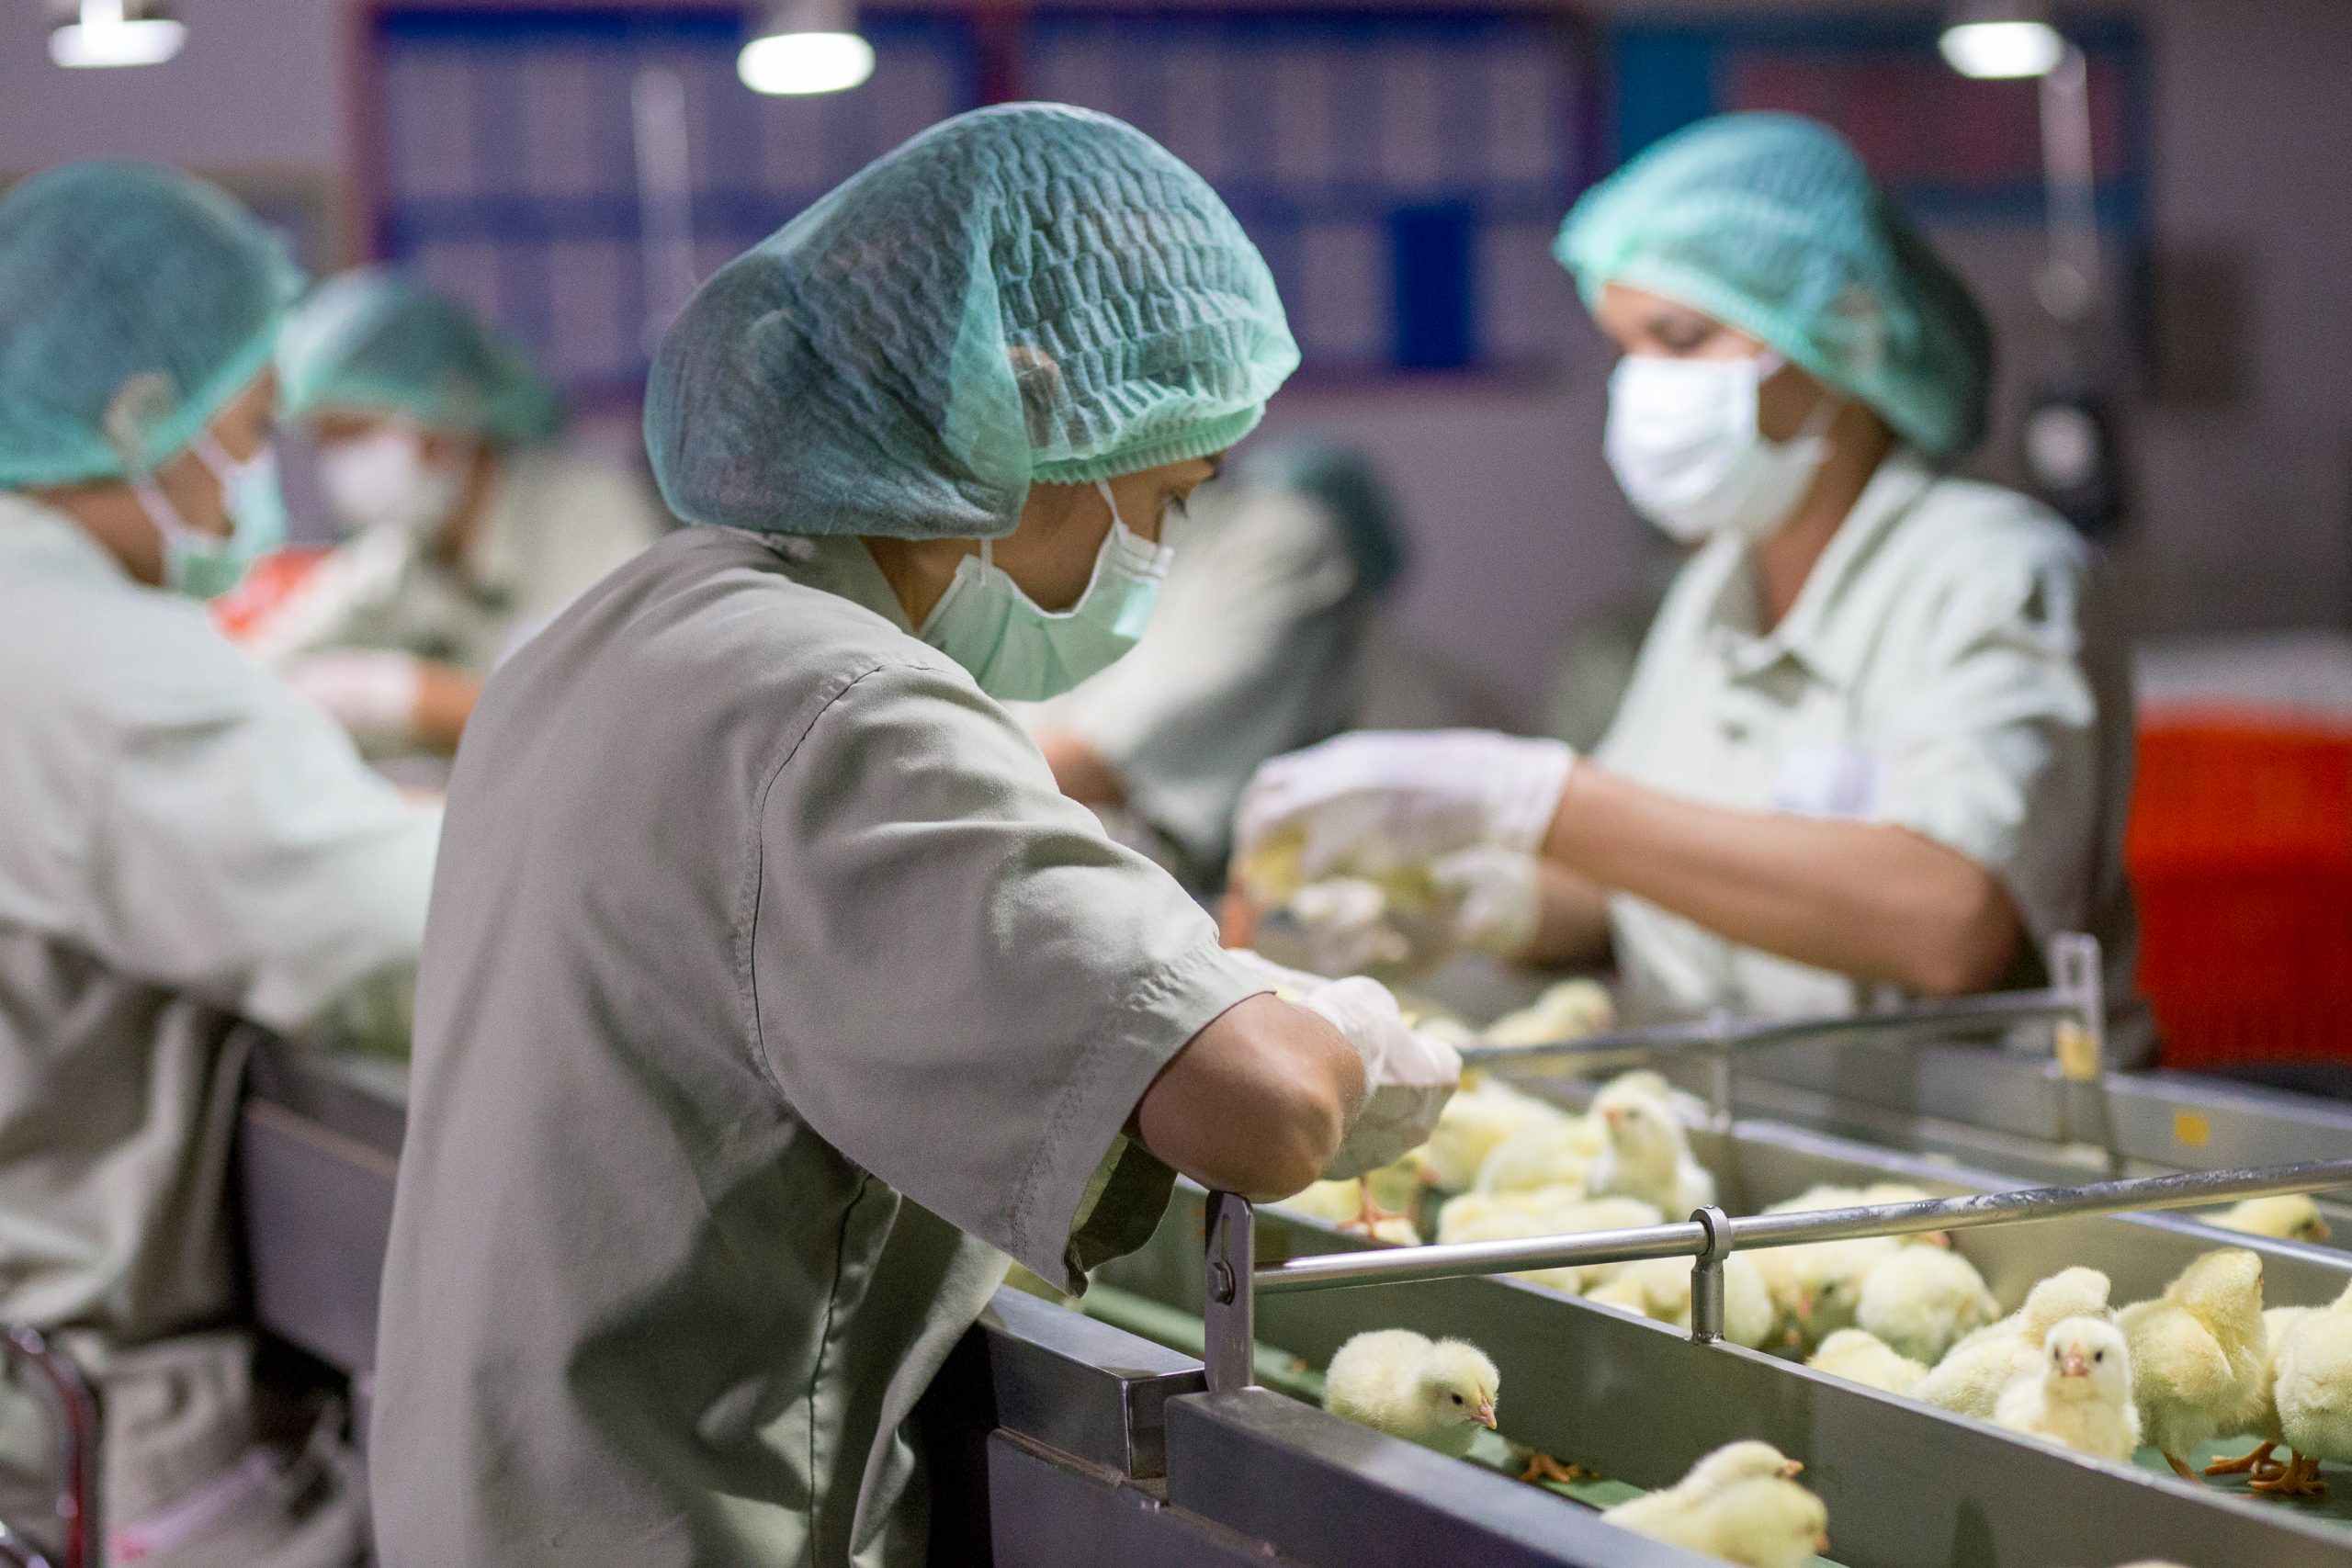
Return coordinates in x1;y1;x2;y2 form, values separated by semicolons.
0;1324;95;1568
1202;1157;2352;1389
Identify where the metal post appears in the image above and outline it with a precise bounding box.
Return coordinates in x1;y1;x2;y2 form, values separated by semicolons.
2048;932;2122;1172
1705;1009;1736;1132
1202;1191;1257;1394
1688;1206;1732;1345
0;1323;96;1568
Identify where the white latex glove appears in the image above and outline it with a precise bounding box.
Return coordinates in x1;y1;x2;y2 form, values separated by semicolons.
1289;877;1414;976
1428;847;1544;960
1224;949;1461;1179
282;649;424;744
1236;730;1576;882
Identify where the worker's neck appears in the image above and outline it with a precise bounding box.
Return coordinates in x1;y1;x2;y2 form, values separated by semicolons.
434;446;505;577
1749;409;1895;632
27;481;167;585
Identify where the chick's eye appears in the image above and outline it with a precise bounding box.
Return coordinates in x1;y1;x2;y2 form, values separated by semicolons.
1451;1393;1464;1405
2093;1350;2105;1361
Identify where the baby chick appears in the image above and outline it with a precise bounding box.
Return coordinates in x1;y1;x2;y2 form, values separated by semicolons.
1479;976;1615;1047
1323;1330;1500;1459
1473;1113;1600;1196
1585;1077;1716;1218
1808;1328;1928;1395
2262;1280;2352;1497
1421;1079;1572;1192
1995;1315;2142;1462
1600;1440;1804;1528
1601;1443;1824;1568
2116;1248;2268;1481
2213;1194;2332;1246
1914;1267;2114;1420
1271;1176;1420;1245
2205;1300;2324;1483
1856;1246;2001;1366
1435;1193;1662;1296
1584;1256;1781;1350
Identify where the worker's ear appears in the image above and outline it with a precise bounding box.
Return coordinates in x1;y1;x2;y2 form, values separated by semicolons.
418;427;481;469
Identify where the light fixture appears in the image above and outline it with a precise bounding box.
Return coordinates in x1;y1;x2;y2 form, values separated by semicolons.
738;0;874;96
48;0;186;69
1939;0;2065;80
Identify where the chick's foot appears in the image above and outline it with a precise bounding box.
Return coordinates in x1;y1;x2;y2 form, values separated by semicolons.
1520;1453;1586;1487
2204;1441;2278;1479
2250;1453;2327;1499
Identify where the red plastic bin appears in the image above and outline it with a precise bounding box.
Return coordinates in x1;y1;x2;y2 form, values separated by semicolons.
2126;712;2352;1069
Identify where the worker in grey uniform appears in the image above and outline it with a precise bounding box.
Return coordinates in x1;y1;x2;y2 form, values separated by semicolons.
1021;435;1408;889
254;269;668;752
368;104;1460;1568
0;163;438;1566
1234;113;2146;1062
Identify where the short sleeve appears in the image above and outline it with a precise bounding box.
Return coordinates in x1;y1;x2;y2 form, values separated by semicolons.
1871;541;2103;947
94;666;439;1036
749;659;1270;1290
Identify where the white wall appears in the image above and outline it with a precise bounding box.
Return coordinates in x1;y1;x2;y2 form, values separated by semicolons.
6;0;2350;716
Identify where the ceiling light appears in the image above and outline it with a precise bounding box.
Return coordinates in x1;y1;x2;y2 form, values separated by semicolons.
739;0;873;96
49;0;185;69
1939;1;2065;80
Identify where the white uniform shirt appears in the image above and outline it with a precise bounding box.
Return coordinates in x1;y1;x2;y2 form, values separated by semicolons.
0;492;439;1032
1596;450;2146;1058
252;446;667;673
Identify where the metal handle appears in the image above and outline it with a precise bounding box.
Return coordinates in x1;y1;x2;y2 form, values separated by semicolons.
1200;1156;2352;1390
0;1324;96;1568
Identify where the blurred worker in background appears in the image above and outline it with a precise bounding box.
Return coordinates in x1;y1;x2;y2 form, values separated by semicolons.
1235;113;2147;1063
371;105;1457;1568
252;270;668;752
0;163;439;1566
1021;434;1408;889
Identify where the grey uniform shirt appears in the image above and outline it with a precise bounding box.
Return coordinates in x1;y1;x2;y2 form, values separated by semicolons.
370;527;1268;1568
1596;450;2147;1060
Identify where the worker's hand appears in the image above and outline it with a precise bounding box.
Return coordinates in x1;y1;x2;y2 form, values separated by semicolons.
1427;847;1544;960
1224;950;1460;1178
282;649;424;744
1235;730;1576;883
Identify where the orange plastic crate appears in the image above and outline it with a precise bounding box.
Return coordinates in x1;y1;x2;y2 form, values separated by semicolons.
2126;713;2352;1069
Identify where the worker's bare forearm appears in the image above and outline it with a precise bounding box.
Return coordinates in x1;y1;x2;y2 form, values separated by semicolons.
1539;764;2021;995
1134;993;1362;1200
1034;728;1129;810
1520;860;1614;966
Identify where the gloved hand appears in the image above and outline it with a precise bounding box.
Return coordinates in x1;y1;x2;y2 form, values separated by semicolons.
1224;949;1460;1179
282;649;424;745
1427;847;1544;960
1236;730;1576;884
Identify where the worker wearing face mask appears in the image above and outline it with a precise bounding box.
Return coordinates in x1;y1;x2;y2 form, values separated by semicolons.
0;163;439;1566
1019;436;1409;890
1233;113;2145;1063
254;271;668;752
369;105;1458;1568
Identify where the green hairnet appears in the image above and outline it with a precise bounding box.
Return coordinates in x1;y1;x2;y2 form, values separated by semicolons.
1231;435;1408;597
0;160;302;489
646;103;1299;539
278;269;564;445
1555;113;1993;457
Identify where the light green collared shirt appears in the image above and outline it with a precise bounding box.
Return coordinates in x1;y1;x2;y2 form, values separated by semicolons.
1596;450;2147;1061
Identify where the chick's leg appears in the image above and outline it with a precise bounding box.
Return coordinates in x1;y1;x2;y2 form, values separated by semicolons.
2204;1440;2278;1479
2251;1452;2327;1498
1339;1185;1412;1239
2163;1451;2205;1483
1520;1453;1586;1487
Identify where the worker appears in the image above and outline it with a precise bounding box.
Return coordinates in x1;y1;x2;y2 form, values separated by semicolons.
254;269;669;751
0;164;438;1565
369;104;1459;1567
1021;435;1408;889
1235;113;2146;1062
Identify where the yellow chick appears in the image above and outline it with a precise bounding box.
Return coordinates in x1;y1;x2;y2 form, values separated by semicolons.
2213;1194;2332;1246
1995;1315;2142;1462
2261;1280;2352;1496
1584;1256;1781;1350
1421;1079;1572;1192
1609;1466;1825;1561
1473;1113;1601;1196
2204;1300;2324;1483
1322;1330;1500;1459
1585;1077;1716;1218
1808;1328;1928;1394
1600;1440;1804;1529
1914;1267;2114;1419
1479;977;1615;1047
2116;1248;2269;1481
1856;1246;2001;1366
1271;1175;1420;1245
1435;1193;1663;1297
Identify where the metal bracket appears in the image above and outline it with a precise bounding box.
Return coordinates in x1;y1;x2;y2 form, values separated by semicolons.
0;1323;96;1568
1202;1191;1256;1394
2048;932;2123;1173
1703;1010;1736;1132
1687;1206;1732;1345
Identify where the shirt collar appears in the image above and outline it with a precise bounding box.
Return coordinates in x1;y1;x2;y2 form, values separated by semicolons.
1702;446;1939;692
0;491;137;586
732;529;916;635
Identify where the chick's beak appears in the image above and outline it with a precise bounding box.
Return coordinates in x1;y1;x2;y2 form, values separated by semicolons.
1602;1105;1626;1126
2312;1220;2333;1242
2059;1352;2090;1378
1779;1459;1804;1480
1814;1531;1831;1553
1475;1401;1498;1428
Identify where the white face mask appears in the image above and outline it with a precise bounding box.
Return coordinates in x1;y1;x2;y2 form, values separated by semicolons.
1604;353;1839;545
315;426;468;539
